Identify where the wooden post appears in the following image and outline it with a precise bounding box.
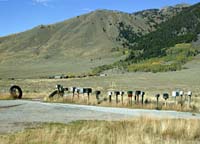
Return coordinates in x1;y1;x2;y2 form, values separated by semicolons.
108;91;112;103
163;93;169;107
71;87;76;101
141;92;145;105
174;96;176;105
187;91;192;108
188;96;191;107
134;95;137;104
141;95;144;105
130;97;132;105
180;95;183;107
179;91;184;107
87;93;90;103
77;90;80;99
95;91;101;104
72;92;75;100
135;91;141;104
155;94;160;109
115;91;120;104
172;91;177;105
121;92;124;105
127;91;133;106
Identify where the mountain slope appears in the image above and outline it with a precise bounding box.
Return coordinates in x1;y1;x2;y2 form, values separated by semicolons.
0;5;189;78
126;2;200;61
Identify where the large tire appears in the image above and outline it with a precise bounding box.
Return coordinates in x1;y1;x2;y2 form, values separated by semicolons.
10;85;23;99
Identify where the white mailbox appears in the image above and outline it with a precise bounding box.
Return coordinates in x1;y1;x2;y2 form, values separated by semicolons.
187;91;192;96
172;90;180;97
120;91;124;95
179;91;184;96
108;91;113;96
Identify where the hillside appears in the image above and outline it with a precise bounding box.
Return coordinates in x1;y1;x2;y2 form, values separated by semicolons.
126;3;200;60
116;3;200;72
0;5;190;78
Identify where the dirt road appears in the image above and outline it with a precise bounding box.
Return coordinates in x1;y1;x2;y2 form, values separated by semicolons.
0;100;200;134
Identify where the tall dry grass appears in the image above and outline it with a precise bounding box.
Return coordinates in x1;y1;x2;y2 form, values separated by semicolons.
0;93;13;100
45;95;199;113
0;117;200;144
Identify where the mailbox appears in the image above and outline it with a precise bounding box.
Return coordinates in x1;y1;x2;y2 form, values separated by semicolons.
179;91;184;96
135;91;141;96
155;94;160;98
108;91;113;96
108;91;113;103
141;91;145;96
70;87;76;93
114;91;120;95
127;91;133;97
163;93;169;100
95;91;101;95
56;84;64;93
172;91;179;97
83;88;92;94
95;90;101;100
120;91;124;96
75;88;80;93
187;91;192;96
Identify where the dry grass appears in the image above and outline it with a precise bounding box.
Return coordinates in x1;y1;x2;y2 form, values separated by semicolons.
0;93;13;100
45;95;200;113
0;117;200;144
1;76;200;112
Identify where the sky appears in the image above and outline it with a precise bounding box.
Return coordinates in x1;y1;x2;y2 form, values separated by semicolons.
0;0;199;37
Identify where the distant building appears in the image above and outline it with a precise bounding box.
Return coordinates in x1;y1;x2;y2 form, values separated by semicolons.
100;74;107;77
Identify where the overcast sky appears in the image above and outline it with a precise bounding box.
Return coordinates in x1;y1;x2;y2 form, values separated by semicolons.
0;0;199;36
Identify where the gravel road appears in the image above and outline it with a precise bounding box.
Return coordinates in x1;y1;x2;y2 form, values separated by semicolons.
0;100;200;134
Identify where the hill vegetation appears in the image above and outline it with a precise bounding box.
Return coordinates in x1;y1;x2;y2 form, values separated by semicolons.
127;43;199;72
126;3;200;61
0;3;198;77
93;3;200;74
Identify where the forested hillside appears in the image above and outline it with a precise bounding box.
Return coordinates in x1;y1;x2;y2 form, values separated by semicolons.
126;3;200;61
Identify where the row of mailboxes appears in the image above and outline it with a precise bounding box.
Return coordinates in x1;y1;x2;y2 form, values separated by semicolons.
172;91;192;97
64;87;146;104
51;85;193;106
69;87;92;94
155;90;193;107
155;91;192;100
106;90;145;104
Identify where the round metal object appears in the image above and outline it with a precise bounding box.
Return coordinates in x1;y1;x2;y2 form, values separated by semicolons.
10;85;23;99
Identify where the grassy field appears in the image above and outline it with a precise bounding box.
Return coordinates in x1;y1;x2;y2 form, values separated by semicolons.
0;55;200;144
0;55;200;112
0;50;125;78
0;117;200;144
